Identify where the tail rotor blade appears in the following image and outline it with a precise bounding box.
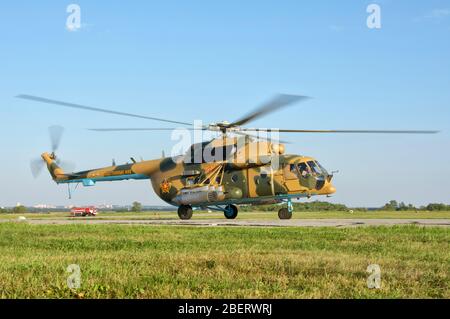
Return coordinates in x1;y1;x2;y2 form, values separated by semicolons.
30;158;45;178
49;125;64;152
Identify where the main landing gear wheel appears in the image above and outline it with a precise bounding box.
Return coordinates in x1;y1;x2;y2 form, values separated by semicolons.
278;208;292;220
224;204;238;219
178;205;193;220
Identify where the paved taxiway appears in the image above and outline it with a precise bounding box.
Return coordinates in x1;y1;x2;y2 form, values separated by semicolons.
6;218;450;228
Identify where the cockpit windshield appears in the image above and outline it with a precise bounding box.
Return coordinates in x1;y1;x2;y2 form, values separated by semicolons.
308;161;321;175
317;161;328;175
296;161;328;177
307;161;328;175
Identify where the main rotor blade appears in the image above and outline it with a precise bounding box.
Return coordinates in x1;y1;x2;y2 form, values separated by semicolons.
228;94;310;127
240;129;440;134
16;94;192;127
88;127;208;132
49;125;64;152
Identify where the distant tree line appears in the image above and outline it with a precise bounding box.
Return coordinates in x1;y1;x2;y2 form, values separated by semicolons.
0;205;28;214
381;200;450;212
114;202;143;212
240;200;450;212
132;201;142;212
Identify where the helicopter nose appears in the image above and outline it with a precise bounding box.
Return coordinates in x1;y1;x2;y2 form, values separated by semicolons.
323;183;336;195
327;184;336;194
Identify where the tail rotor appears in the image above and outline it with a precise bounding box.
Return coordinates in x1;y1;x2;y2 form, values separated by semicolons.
30;126;75;178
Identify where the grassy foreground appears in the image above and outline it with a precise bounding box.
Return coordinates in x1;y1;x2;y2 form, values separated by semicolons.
0;223;448;299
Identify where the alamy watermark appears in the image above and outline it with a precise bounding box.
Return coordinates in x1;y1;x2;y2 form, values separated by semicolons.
367;4;382;29
66;4;81;31
367;264;381;289
67;264;81;289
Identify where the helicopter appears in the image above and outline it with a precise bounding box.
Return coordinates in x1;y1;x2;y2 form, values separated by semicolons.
18;94;438;220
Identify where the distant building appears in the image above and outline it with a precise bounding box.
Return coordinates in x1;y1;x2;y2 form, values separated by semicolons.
97;204;113;209
34;204;57;209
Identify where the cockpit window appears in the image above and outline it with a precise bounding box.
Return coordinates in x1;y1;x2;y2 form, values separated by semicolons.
307;161;327;175
307;161;320;175
316;161;328;175
298;163;310;177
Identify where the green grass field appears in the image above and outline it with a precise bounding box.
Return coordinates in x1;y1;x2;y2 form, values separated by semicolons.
0;222;448;299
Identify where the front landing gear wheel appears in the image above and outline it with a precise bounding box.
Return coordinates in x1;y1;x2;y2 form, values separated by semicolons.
224;204;238;219
178;205;193;220
278;208;292;220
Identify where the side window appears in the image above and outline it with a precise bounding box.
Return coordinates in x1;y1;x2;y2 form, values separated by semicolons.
231;174;239;183
284;163;298;179
298;163;310;177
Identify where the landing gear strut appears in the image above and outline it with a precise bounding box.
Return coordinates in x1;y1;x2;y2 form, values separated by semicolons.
178;205;193;220
224;204;238;219
278;199;293;220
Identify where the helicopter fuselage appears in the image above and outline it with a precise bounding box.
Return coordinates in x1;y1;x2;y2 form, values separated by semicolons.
149;154;336;208
42;150;336;209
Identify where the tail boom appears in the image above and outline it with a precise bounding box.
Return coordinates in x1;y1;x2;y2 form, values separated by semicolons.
41;152;161;186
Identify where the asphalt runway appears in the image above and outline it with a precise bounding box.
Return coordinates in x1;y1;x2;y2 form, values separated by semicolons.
8;218;450;228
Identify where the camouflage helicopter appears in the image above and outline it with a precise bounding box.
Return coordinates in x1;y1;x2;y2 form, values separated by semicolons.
18;94;437;220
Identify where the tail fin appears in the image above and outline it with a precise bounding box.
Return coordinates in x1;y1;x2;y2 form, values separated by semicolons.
41;152;65;180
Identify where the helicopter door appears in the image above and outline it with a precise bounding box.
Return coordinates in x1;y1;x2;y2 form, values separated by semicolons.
248;167;274;197
283;163;303;192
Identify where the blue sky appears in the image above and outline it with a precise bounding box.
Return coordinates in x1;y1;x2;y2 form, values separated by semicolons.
0;1;449;207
